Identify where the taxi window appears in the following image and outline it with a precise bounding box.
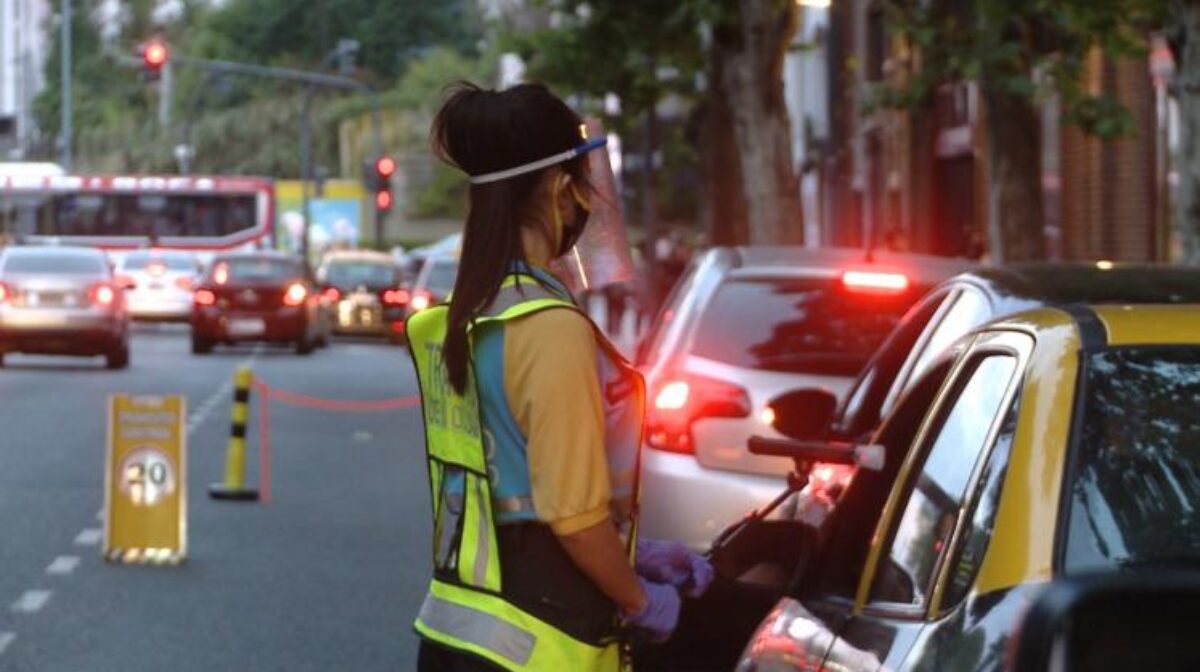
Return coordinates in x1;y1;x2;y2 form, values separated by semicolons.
868;354;1017;608
1063;347;1200;573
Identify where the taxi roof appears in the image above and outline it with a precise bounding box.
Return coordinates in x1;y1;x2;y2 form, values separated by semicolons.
1091;304;1200;347
963;263;1200;310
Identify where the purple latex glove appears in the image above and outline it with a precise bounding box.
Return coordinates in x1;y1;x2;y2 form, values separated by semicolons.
635;538;715;598
625;578;682;643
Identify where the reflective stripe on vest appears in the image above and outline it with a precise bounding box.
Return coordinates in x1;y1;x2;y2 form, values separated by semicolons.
407;275;627;671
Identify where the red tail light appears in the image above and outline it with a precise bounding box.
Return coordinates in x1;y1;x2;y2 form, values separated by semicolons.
647;374;751;454
175;276;194;291
283;282;308;307
383;288;410;306
322;287;341;302
90;283;117;308
841;270;910;294
194;289;216;306
0;282;12;304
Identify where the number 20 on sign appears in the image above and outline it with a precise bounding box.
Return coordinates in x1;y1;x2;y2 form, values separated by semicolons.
104;394;187;564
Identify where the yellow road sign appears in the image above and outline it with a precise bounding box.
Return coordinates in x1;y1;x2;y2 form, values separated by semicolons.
104;394;187;564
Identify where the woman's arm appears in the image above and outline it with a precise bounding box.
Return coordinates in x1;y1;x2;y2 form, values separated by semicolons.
557;519;647;615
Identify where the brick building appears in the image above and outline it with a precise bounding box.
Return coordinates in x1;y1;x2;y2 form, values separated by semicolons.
812;0;1169;262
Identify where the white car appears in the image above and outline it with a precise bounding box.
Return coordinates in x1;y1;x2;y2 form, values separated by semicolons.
636;246;971;551
114;250;202;322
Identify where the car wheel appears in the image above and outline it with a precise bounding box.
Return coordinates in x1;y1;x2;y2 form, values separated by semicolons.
191;335;214;355
106;344;130;370
295;336;314;356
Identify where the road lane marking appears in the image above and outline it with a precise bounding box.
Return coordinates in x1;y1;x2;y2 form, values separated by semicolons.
74;528;102;546
45;556;81;576
11;590;51;614
0;632;14;656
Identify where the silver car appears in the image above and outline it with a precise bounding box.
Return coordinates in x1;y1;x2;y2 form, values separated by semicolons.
636;246;970;551
0;246;131;369
115;250;202;322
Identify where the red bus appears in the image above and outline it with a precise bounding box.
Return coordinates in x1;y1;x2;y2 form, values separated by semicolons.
0;174;274;253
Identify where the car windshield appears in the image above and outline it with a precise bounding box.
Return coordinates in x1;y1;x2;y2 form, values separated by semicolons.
325;262;395;288
1064;347;1200;572
122;252;195;272
424;260;458;294
217;257;301;282
2;251;106;275
690;276;919;376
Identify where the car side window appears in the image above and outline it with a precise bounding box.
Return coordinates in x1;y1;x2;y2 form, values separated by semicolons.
939;392;1020;611
907;289;990;389
867;354;1017;609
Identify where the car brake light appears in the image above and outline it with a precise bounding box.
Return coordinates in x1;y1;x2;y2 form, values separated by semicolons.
147;261;166;277
647;374;751;454
175;276;194;291
90;283;117;307
322;287;341;302
194;289;216;306
410;293;431;312
842;270;910;294
283;282;308;307
213;263;230;285
0;282;12;304
383;288;410;305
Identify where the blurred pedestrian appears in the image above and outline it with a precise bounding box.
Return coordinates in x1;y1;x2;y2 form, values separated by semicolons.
409;82;712;672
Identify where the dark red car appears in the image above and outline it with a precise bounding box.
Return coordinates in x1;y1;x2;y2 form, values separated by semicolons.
191;252;328;355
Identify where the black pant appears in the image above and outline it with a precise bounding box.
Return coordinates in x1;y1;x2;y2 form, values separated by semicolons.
417;640;499;671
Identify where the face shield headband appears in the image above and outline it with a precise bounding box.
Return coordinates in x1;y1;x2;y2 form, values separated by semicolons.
467;137;608;185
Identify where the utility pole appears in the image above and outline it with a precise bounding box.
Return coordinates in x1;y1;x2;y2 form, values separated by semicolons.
59;0;72;170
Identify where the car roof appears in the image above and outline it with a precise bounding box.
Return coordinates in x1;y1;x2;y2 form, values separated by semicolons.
958;263;1200;308
214;251;302;262
3;245;104;257
722;246;976;287
322;250;393;264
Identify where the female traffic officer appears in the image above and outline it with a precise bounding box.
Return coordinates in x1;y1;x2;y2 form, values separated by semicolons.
407;82;713;672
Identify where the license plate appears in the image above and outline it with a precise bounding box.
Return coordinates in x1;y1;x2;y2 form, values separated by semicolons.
227;318;265;336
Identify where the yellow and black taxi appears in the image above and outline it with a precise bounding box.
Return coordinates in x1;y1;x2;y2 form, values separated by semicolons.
315;250;408;343
733;304;1200;671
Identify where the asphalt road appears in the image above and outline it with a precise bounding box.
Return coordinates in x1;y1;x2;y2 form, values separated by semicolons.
0;325;429;671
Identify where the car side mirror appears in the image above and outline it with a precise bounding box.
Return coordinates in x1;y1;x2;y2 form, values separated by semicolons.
768;388;838;441
1011;571;1200;671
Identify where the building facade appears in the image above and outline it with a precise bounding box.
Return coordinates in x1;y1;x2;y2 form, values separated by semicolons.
0;0;51;158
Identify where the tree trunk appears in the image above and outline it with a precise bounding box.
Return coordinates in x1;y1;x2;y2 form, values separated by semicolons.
981;82;1046;263
1173;1;1200;264
712;0;803;245
702;52;748;246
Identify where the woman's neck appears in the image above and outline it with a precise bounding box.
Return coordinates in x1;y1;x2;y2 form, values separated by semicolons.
521;217;555;268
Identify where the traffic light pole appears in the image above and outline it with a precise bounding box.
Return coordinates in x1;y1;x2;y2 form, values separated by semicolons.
166;54;386;260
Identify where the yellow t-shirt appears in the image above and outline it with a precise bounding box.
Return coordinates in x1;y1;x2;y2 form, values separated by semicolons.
503;308;612;536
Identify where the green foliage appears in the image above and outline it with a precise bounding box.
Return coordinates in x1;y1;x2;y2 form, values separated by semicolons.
876;0;1169;139
411;160;469;220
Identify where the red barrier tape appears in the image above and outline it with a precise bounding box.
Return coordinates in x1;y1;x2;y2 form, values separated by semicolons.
251;380;420;412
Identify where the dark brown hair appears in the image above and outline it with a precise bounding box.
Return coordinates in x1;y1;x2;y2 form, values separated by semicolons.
431;82;589;394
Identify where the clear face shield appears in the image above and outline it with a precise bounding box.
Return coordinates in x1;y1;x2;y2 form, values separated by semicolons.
468;118;634;294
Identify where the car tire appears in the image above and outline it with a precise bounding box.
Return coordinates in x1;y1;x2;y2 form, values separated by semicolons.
191;336;214;355
106;344;130;370
295;336;314;356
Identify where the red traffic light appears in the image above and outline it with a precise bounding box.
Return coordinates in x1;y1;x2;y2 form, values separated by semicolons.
143;39;169;69
375;156;397;179
375;190;394;211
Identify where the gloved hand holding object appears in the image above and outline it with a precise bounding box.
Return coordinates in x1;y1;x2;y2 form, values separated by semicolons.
624;578;682;643
635;538;715;598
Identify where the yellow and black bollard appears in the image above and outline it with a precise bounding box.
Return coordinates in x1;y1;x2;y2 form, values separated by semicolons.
208;366;259;501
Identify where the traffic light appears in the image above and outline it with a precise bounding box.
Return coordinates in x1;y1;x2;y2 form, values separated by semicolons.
373;156;396;213
140;38;170;81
